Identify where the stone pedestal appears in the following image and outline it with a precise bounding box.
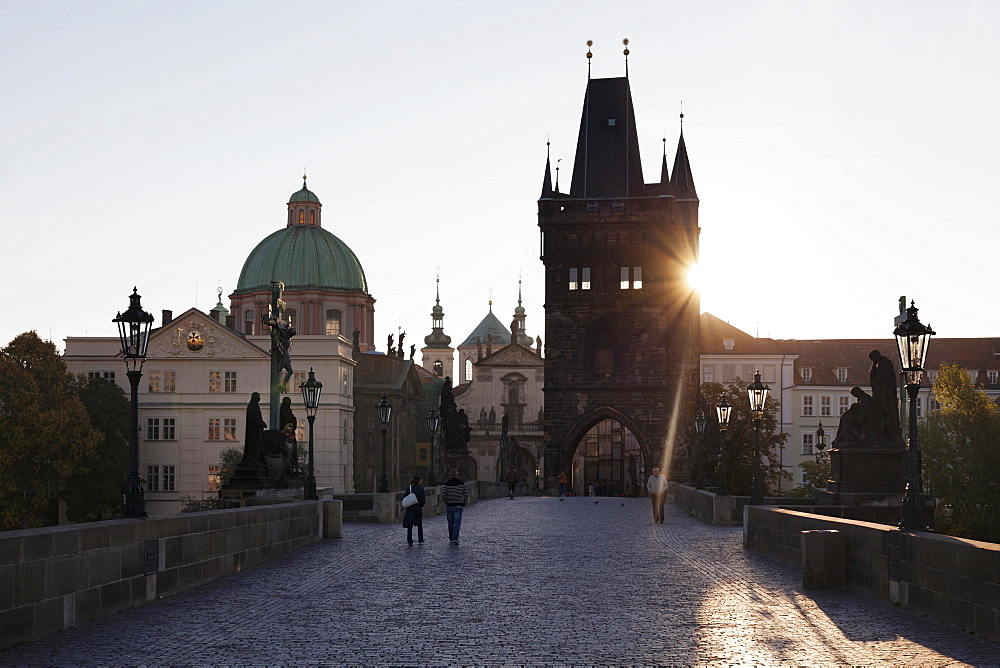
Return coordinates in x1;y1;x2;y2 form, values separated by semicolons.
816;444;906;505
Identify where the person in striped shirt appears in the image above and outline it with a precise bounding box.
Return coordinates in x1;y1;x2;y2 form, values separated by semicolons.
441;468;469;544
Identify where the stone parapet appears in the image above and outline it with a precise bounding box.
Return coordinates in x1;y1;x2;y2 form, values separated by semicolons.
0;501;324;650
328;480;510;524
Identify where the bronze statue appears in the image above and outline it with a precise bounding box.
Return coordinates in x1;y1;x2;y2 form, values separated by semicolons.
834;387;879;445
489;406;496;426
398;331;406;359
387;333;394;356
869;350;902;442
409;344;415;359
241;392;266;465
266;317;296;387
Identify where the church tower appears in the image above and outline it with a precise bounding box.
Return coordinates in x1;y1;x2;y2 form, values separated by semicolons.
420;276;454;379
538;45;701;488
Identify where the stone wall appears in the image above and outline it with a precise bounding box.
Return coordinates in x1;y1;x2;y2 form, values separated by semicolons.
668;483;813;526
1;501;339;650
744;506;1000;641
328;480;511;524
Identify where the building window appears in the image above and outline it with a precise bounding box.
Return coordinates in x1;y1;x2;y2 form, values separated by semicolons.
703;366;714;383
298;210;304;224
581;267;591;290
284;309;296;328
244;310;255;335
586;202;599;213
208;418;221;441
569;268;578;291
741;365;755;382
620;267;642;289
611;202;625;212
144;418;175;441
208;465;222;491
162;465;175;491
802;395;814;417
209;371;221;393
723;339;735;351
802;433;814;456
465;358;473;382
988;370;999;384
721;364;735;383
146;418;160;440
224;418;237;441
801;367;813;382
916;396;924;418
821;396;831;417
146;465;160;491
839;395;850;415
930;396;941;412
309;210;315;225
163;418;175;440
835;368;848;383
163;371;176;392
926;370;939;384
282;371;307;395
148;371;161;393
762;365;776;384
968;370;979;384
433;360;443;377
325;309;342;336
224;371;237;393
88;371;116;381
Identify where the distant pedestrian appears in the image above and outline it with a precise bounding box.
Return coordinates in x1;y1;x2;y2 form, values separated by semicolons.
557;471;567;497
402;476;426;545
647;467;667;524
441;468;469;544
505;468;518;499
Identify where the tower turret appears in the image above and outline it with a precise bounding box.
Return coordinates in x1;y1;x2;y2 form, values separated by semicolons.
421;276;454;379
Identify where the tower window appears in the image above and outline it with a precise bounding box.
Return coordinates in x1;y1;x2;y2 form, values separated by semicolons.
581;267;591;290
298;210;304;224
569;267;590;291
244;310;255;335
620;267;643;289
607;118;616;127
433;360;443;377
309;210;315;225
586;202;599;213
611;202;625;212
325;309;342;336
465;358;473;382
569;268;578;291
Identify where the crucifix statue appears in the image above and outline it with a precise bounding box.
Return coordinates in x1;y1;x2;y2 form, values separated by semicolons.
264;281;296;430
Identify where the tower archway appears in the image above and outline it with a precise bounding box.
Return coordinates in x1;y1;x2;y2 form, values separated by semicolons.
561;407;647;497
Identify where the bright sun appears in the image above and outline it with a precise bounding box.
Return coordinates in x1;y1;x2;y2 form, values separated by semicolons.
686;264;701;293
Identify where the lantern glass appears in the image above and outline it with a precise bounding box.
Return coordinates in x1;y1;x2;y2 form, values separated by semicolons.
716;396;732;431
893;301;935;379
694;410;707;435
426;409;440;434
376;394;392;425
300;367;323;416
112;287;154;372
747;370;770;416
816;422;826;450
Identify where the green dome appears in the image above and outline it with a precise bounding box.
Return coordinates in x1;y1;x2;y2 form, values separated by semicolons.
289;186;321;203
235;225;368;294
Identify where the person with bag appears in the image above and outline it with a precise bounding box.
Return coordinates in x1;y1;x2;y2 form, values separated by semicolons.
402;476;426;545
441;468;469;545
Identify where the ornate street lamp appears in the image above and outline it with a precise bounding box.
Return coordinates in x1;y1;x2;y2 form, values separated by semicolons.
376;394;392;493
894;301;935;530
693;410;707;489
716;395;732;495
747;370;770;505
815;422;827;464
112;288;154;519
300;368;323;500
426;409;440;486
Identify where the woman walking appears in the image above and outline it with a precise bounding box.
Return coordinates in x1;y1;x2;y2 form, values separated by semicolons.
402;476;426;545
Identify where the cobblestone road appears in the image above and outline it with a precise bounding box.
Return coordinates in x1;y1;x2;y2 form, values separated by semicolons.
3;498;999;666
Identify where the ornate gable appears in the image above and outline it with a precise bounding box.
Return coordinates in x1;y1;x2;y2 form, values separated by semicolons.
146;308;268;360
479;344;542;368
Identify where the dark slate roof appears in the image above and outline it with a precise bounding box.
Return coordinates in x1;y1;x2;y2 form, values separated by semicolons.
459;310;510;348
569;77;645;198
670;132;698;200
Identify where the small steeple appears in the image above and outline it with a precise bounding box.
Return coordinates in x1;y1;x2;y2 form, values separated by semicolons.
512;277;532;346
423;273;451;348
670;112;698;200
541;141;554;198
659;136;671;189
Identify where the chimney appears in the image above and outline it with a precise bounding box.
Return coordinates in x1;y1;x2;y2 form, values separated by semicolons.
210;310;220;323
225;315;236;330
162;309;173;326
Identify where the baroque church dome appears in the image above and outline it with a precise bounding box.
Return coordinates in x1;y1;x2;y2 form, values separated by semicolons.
233;183;368;295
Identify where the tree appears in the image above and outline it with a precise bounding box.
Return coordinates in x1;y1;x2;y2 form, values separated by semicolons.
699;380;789;496
62;375;130;522
787;459;831;498
218;446;243;487
0;332;100;530
920;363;1000;542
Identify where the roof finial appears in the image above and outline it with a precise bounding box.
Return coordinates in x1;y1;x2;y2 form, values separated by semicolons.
586;40;593;79
302;167;307;189
518;274;523;307
435;268;441;305
623;38;630;77
663;134;667;156
680;101;684;132
555;158;561;191
489;288;493;312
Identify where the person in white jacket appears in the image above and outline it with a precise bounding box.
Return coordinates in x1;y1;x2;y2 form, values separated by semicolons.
646;467;668;523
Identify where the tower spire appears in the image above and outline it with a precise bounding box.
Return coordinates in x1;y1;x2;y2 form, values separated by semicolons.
623;38;629;77
555;158;561;192
541;140;554;198
670;107;698;200
660;135;671;189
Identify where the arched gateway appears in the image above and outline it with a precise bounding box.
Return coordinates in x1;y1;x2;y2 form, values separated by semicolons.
564;408;646;496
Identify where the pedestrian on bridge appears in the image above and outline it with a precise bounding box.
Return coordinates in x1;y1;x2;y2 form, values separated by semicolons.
646;467;667;523
505;468;518;499
402;476;426;546
441;468;469;544
556;471;567;497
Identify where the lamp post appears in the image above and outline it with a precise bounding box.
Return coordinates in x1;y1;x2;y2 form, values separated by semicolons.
747;370;770;505
693;410;707;489
814;421;827;464
112;288;154;519
376;394;392;493
894;301;935;530
300;367;322;500
426;409;440;486
716;395;732;495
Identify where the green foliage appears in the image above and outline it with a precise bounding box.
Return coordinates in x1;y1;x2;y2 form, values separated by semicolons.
787;459;831;498
700;380;789;496
0;332;100;530
920;364;1000;542
179;496;224;512
218;447;243;487
62;375;130;522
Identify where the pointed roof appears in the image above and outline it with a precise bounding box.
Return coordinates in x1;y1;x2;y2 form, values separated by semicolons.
660;139;671;185
541;143;554;198
670;131;698;200
569;77;644;198
459;307;510;348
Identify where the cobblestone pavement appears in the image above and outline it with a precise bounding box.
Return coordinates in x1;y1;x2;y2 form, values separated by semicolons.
4;498;1000;666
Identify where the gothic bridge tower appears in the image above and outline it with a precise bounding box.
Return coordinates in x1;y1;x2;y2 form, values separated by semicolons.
538;51;700;492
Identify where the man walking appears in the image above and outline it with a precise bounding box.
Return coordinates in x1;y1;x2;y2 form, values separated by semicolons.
441;468;469;544
504;467;518;499
646;467;667;524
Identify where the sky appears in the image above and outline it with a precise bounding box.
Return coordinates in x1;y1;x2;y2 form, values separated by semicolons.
3;0;999;354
